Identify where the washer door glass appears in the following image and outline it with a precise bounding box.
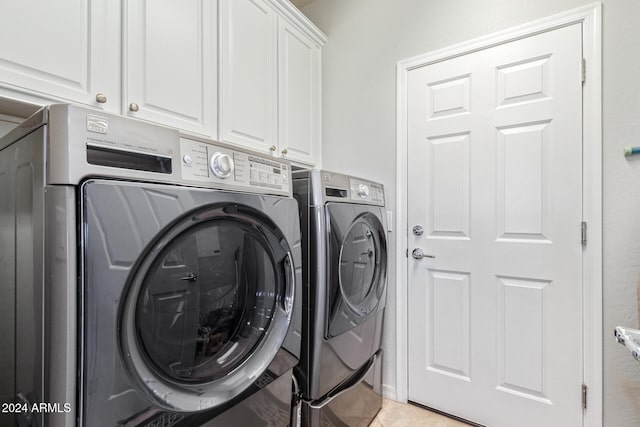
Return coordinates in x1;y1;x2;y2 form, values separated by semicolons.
137;219;278;382
120;203;295;411
326;205;387;338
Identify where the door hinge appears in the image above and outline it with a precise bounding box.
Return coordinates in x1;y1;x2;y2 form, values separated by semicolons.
582;383;588;409
406;248;408;258
581;221;587;247
581;58;586;84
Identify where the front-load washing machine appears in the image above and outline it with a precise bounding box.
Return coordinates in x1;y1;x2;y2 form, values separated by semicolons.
0;104;301;426
293;170;387;427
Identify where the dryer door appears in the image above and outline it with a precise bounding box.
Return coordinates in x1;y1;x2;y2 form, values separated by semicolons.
117;200;295;412
326;203;387;338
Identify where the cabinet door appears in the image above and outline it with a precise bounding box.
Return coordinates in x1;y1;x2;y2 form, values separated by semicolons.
125;0;217;136
278;18;321;165
219;0;277;153
0;0;120;112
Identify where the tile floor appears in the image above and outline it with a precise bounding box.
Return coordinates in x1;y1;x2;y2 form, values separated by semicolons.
370;399;470;427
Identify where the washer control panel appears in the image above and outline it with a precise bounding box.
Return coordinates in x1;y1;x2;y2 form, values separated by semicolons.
209;152;235;178
350;178;384;204
180;138;290;195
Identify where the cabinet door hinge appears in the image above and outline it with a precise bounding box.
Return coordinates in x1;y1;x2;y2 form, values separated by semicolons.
581;221;587;247
582;58;586;84
582;383;588;409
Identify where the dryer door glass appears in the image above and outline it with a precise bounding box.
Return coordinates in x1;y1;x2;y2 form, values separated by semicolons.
339;220;379;313
326;204;387;338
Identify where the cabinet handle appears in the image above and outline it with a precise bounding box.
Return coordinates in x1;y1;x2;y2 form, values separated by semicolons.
129;103;140;112
270;145;277;152
95;93;107;103
281;148;288;156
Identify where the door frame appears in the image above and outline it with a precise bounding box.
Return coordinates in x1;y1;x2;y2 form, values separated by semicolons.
395;3;602;425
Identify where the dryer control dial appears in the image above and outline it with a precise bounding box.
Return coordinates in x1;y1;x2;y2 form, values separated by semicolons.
357;184;370;198
210;152;234;178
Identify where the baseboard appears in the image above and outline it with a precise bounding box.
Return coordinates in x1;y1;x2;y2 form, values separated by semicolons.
382;384;397;400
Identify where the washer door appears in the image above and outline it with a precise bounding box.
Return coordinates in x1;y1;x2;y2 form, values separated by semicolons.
119;203;295;412
326;204;387;338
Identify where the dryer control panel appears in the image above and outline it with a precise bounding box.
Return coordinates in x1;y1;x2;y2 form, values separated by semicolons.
179;138;290;195
306;170;385;206
350;178;384;204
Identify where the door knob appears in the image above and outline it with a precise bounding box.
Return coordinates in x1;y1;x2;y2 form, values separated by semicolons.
270;145;277;152
281;148;288;156
95;93;107;103
412;248;435;260
129;102;140;112
412;225;424;236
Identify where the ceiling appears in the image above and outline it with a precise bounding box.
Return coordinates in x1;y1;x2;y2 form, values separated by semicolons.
290;0;315;9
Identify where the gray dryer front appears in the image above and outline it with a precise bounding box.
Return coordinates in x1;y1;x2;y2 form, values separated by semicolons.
293;170;387;427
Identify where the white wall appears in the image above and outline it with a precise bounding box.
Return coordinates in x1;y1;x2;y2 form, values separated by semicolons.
0;99;43;138
301;0;640;424
0;115;25;138
602;1;640;423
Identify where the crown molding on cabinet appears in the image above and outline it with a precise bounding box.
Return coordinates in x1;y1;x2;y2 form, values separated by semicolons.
268;0;327;45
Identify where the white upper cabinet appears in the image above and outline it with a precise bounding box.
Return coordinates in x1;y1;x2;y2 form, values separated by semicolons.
277;16;321;165
219;0;325;165
0;0;325;165
125;0;217;136
219;0;278;153
0;0;120;112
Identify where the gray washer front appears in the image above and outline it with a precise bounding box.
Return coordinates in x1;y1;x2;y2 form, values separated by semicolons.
81;179;299;424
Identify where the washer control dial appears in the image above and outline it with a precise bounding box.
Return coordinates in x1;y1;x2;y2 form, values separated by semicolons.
210;152;234;178
357;184;370;198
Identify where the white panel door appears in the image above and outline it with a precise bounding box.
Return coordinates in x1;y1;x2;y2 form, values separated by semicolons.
407;23;583;427
219;0;277;153
277;17;320;165
0;0;120;112
125;0;217;136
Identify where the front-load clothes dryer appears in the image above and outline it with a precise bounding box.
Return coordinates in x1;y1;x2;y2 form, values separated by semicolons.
0;103;301;427
293;170;387;427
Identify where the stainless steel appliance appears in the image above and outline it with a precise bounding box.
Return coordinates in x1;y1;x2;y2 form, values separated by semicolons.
292;170;387;427
0;104;301;427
